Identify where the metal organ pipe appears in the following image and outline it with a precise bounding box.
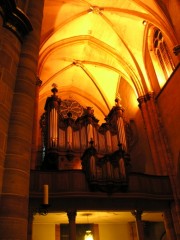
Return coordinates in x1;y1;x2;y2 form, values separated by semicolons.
44;85;60;150
49;108;58;148
49;110;52;147
117;116;127;150
106;160;112;179
90;155;96;178
55;108;58;147
106;130;112;152
119;158;126;180
93;127;98;149
87;124;93;143
67;126;73;149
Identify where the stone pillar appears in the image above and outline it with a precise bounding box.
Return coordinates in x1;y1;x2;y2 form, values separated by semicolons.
163;209;177;240
171;201;180;239
132;210;144;240
129;222;137;240
138;92;180;236
27;209;34;240
138;93;165;174
0;0;44;239
67;211;77;240
0;11;21;199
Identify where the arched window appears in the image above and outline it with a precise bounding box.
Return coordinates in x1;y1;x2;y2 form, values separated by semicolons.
152;28;175;88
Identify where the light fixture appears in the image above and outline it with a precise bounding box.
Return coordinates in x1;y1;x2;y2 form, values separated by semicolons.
84;230;93;240
84;214;94;240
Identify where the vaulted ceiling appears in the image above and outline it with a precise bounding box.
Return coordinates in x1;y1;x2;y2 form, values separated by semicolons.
38;0;171;122
35;0;171;225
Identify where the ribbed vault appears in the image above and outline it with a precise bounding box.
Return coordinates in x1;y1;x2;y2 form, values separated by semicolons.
38;0;176;122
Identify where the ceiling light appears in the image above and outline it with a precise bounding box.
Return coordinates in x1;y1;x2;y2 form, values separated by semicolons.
84;214;94;240
84;230;93;240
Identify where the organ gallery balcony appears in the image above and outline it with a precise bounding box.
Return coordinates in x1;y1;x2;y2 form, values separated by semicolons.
29;170;173;212
30;85;173;213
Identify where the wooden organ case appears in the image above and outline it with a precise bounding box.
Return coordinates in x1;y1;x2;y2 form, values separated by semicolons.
40;85;131;193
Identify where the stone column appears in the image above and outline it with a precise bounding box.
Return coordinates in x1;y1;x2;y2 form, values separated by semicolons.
146;92;170;174
171;201;180;239
0;0;44;239
0;5;3;197
0;10;21;199
138;92;180;235
67;211;77;240
163;209;177;240
132;210;144;240
27;209;34;240
138;93;164;174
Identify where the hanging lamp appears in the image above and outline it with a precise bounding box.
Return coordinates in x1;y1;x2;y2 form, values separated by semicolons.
84;214;94;240
84;230;93;240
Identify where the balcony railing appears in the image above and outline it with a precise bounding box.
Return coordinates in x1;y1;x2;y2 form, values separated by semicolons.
29;170;173;212
30;170;172;197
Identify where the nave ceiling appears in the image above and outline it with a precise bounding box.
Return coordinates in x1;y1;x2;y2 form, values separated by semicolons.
38;0;173;123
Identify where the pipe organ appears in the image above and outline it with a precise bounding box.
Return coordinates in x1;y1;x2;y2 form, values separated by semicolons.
40;85;131;192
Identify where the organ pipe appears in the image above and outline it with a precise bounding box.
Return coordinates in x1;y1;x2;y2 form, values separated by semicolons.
117;117;127;150
67;126;73;149
87;124;93;142
105;130;112;152
115;97;127;151
93;127;98;149
44;84;61;151
40;88;131;180
50;108;58;147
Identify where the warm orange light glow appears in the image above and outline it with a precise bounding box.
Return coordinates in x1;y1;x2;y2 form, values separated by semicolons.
38;0;173;150
84;230;94;240
39;0;157;123
158;75;166;88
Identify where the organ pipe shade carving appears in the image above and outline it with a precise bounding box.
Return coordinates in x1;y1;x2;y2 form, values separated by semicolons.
41;84;61;169
81;140;130;193
40;86;131;192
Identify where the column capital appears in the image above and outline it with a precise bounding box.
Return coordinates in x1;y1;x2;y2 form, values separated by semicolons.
131;210;143;221
0;0;32;42
145;91;155;100
173;45;180;56
137;92;155;108
67;210;77;240
137;95;146;108
67;210;77;222
36;76;42;86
